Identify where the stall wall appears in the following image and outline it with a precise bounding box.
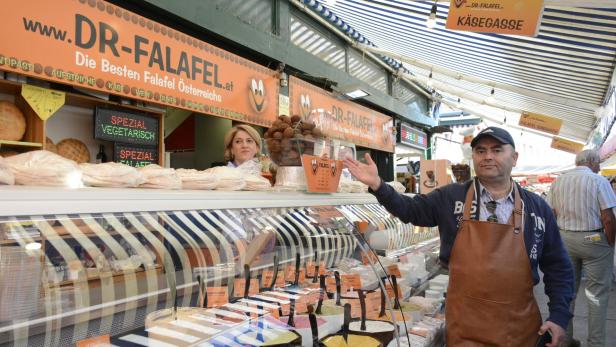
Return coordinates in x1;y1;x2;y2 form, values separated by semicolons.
195;116;232;169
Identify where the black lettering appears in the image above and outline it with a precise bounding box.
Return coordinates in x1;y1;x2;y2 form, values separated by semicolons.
457;16;464;26
214;64;223;88
149;41;164;70
177;52;190;78
75;14;96;49
191;56;202;82
134;35;149;64
202;60;213;85
99;22;119;57
165;46;177;74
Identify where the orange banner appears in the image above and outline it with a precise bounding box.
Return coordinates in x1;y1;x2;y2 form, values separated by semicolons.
0;0;278;127
551;137;584;154
519;111;562;135
289;76;394;152
446;0;544;36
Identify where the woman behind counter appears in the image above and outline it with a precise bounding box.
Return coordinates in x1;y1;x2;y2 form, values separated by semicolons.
224;124;262;168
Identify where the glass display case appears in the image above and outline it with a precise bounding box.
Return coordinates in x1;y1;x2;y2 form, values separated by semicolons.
0;187;442;346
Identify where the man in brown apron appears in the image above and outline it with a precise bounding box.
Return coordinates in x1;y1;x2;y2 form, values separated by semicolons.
345;126;575;346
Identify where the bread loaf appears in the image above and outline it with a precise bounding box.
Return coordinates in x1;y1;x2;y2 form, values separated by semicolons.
0;101;26;141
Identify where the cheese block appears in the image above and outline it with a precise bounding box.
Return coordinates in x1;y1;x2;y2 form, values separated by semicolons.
0;101;25;141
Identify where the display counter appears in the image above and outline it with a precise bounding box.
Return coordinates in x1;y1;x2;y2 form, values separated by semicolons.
0;187;442;347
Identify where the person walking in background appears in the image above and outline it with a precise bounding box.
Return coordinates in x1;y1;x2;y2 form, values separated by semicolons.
547;149;616;347
345;126;574;346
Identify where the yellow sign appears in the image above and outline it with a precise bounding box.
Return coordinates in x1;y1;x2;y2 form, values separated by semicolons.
551;137;584;154
21;84;65;120
446;0;545;36
519;111;562;135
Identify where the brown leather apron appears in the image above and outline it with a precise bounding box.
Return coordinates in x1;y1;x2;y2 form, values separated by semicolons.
446;181;542;346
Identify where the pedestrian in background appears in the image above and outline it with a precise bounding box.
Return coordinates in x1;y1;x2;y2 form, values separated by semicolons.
548;149;616;347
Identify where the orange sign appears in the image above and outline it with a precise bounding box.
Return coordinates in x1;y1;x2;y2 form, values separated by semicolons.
0;0;278;127
551;137;584;154
290;76;394;152
302;154;343;193
446;0;545;36
234;278;260;297
519;111;562;135
341;274;362;292
206;287;229;308
76;335;110;347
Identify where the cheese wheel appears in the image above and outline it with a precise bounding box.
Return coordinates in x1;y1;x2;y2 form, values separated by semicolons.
0;101;26;141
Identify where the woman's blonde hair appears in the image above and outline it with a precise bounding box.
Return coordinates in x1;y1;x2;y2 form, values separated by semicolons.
223;124;262;161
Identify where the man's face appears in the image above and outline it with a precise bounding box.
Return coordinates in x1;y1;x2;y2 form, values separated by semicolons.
472;137;518;181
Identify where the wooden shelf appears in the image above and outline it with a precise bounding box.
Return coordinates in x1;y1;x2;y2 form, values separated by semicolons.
0;140;42;148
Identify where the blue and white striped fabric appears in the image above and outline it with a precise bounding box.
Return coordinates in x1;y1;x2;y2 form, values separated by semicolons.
301;0;616;142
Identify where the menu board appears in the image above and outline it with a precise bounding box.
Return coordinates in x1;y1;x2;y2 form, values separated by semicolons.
113;143;158;167
95;107;159;146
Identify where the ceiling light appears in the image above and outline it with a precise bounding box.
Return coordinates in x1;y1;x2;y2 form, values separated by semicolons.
426;3;437;29
345;89;370;99
487;88;495;103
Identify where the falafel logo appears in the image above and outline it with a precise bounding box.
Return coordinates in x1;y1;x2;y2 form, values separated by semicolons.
311;158;318;175
249;78;266;112
331;161;337;176
454;0;466;8
300;94;312;119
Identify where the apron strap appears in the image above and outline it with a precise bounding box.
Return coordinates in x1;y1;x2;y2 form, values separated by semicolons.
512;183;523;234
462;180;476;221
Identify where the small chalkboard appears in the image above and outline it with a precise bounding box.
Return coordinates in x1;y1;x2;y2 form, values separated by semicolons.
94;107;159;146
114;143;159;167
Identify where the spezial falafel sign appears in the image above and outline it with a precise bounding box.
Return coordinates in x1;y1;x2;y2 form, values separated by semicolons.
0;0;278;127
446;0;544;36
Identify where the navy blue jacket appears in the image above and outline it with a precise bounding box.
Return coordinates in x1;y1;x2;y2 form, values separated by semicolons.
371;179;574;329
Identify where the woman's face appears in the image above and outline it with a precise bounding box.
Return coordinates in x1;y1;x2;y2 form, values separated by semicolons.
231;130;259;165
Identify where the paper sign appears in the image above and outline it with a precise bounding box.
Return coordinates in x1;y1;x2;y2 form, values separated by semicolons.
387;265;402;278
366;291;381;313
234;279;259;298
519;111;562;135
551;137;584;154
262;270;274;288
76;335;110;347
306;261;326;277
279;94;289;116
341;274;362;292
446;0;545;37
302;155;343;193
285;265;296;283
295;301;308;313
325;276;336;293
206;287;229;308
21;84;65;120
276;272;286;288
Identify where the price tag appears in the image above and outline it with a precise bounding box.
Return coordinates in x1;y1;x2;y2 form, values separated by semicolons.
325;276;336;293
387;265;402;278
362;252;378;265
341;274;362;292
206;287;229;308
234;279;259;297
285;265;296;283
262;270;274;288
295;300;308;313
21;84;65;120
366;291;381;313
76;335;110;347
297;268;306;284
306;261;326;277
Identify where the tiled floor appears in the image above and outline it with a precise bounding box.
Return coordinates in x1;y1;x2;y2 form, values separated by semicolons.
534;276;616;346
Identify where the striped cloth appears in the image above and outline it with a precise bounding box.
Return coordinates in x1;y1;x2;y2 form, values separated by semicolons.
547;166;616;231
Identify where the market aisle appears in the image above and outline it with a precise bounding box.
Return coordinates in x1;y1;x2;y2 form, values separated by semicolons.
534;274;616;346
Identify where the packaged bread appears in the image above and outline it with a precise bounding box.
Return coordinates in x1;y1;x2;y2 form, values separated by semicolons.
205;166;246;191
80;162;144;188
138;164;182;189
0;156;15;185
176;168;219;190
244;174;272;191
0;101;26;141
5;150;81;187
56;138;91;163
